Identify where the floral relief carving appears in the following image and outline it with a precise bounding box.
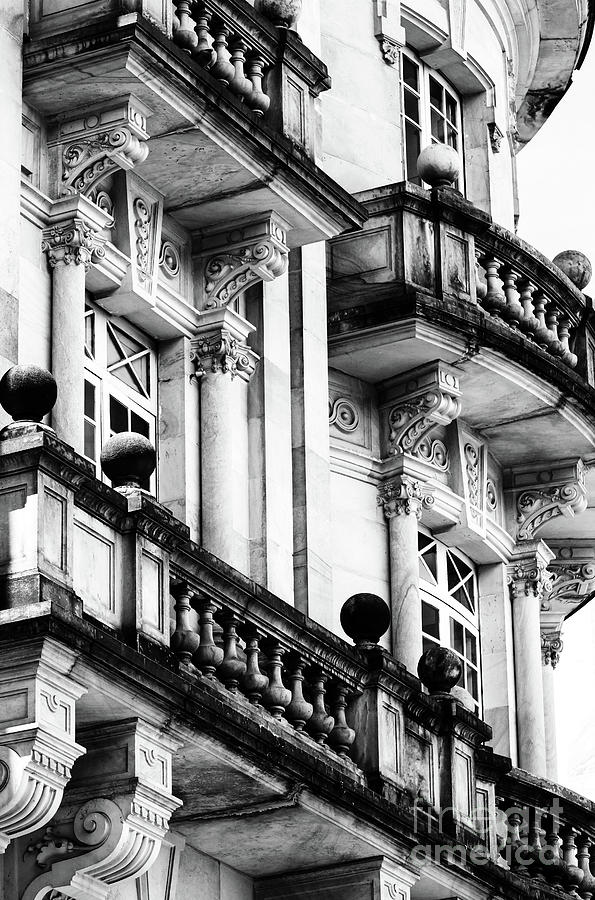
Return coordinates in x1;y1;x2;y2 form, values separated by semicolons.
507;558;553;602
190;329;258;383
41;219;104;270
377;476;433;520
133;197;153;281
516;470;587;541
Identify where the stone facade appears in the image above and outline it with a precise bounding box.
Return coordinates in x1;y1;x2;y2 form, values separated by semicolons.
1;0;595;898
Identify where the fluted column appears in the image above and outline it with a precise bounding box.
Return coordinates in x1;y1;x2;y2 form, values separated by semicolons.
542;630;563;781
191;308;259;570
42;197;110;453
378;475;429;673
507;542;554;777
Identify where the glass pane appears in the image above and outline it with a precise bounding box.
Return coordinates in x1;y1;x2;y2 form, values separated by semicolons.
405;122;421;182
85;312;95;359
450;618;464;655
429;76;443;110
445;91;458;123
467;664;478;701
430;108;445;142
403;57;419;91
130;354;150;395
422;601;440;639
452;584;474;613
423;635;439;654
404;89;420;124
84;380;95;419
131;411;150;439
466;630;477;665
84;421;96;461
107;324;146;367
110;396;129;434
447;124;458;149
111;364;139;393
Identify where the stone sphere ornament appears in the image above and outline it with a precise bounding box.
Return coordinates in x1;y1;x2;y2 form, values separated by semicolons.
552;250;592;291
257;0;302;28
417;143;461;188
340;593;391;648
417;646;462;694
0;364;57;424
100;431;156;492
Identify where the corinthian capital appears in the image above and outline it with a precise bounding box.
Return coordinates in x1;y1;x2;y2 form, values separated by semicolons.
190;307;259;384
380;362;461;469
377;475;433;519
508;459;587;542
507;543;555;602
195;213;289;310
41;195;113;271
541;631;564;668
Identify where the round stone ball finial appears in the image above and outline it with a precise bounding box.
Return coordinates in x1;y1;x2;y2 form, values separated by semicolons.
257;0;302;28
552;250;592;291
0;365;57;424
417;646;462;695
340;593;391;648
100;431;156;493
417;143;461;189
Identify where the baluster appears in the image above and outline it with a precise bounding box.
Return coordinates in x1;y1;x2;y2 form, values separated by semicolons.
245;55;271;117
532;291;550;349
474;251;487;302
478;254;506;318
546;306;565;358
561;827;585;895
307;671;334;744
228;38;254;101
327;683;356;759
517;277;539;341
285;655;313;731
210;19;235;85
261;641;291;720
542;815;566;887
499;264;523;329
558;316;578;367
241;630;269;704
170;582;199;667
576;835;595;899
217;612;247;692
503;808;527;871
192;595;224;678
192;4;217;68
527;806;546;880
172;0;198;52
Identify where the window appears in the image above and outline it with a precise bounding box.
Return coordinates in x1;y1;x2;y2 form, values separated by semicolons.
401;48;463;187
83;301;157;491
419;530;481;711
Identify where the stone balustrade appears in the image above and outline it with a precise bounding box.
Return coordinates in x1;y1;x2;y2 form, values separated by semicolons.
496;767;595;893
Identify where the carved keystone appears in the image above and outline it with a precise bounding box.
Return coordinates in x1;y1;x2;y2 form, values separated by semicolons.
0;643;87;854
20;719;181;900
195;213;289;310
379;361;461;468
507;460;587;542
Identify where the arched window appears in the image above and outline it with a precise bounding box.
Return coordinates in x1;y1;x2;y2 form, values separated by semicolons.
418;528;481;711
401;48;463;187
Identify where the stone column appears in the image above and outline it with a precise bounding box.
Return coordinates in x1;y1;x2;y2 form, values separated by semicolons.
191;308;258;571
378;475;429;674
507;542;554;777
541;631;563;781
42;197;111;453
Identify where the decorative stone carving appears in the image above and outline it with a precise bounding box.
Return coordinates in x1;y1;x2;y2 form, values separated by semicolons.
196;213;289;309
373;0;406;65
381;362;461;469
0;645;87;853
377;475;433;520
191;328;258;383
328;396;359;434
49;97;150;202
19;720;181;900
541;632;564;668
486;478;498;513
42;217;104;271
159;239;181;278
507;555;554;603
488;121;504;153
512;461;587;541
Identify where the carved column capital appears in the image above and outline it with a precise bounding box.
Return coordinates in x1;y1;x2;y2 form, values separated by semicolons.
380;361;461;470
0;644;87;854
507;543;555;603
509;459;587;542
41;195;113;272
19;719;181;900
190;307;259;384
195;213;289;310
377;475;433;520
541;631;564;668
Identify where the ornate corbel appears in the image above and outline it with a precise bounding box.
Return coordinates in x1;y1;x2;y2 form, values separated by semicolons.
380;362;461;470
0;644;87;853
190;307;259;384
541;631;563;668
49;96;150;206
19;719;181;900
374;1;406;65
195;213;289;310
488;121;504;153
547;545;595;609
509;460;587;542
377;475;434;520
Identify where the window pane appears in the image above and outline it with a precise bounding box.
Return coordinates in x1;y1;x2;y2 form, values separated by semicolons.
84;380;95;419
466;630;477;666
85;311;95;359
429;76;443;110
445;91;458;124
423;635;439;654
447;124;458;149
110;396;129;434
405;122;421;182
131;354;150;395
430;109;445;142
84;421;96;461
450;618;464;655
422;601;440;639
403;57;419;91
467;664;478;701
131;411;150;438
404;89;420;124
